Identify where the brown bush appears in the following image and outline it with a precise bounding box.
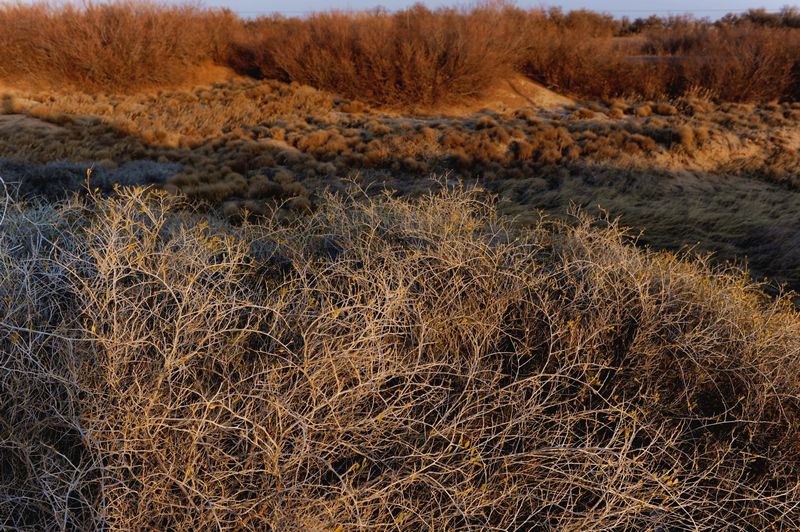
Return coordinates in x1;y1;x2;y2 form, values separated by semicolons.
517;9;674;100
229;9;800;104
2;3;800;104
519;11;800;103
675;24;800;102
0;1;239;92
674;125;696;150
228;4;523;106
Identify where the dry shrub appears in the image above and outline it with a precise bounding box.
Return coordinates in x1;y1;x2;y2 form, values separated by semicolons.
0;1;239;92
676;24;800;102
518;9;674;100
1;3;800;104
2;186;799;529
227;7;800;104
652;102;678;115
519;11;800;103
229;4;523;106
607;106;625;119
639;22;800;102
725;6;800;28
234;8;799;104
675;125;696;150
571;108;596;119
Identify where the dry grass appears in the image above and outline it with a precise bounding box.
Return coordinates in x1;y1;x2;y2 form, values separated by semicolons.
6;78;800;194
2;77;800;291
1;185;799;529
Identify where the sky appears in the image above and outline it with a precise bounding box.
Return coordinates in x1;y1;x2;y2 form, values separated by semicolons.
197;0;795;18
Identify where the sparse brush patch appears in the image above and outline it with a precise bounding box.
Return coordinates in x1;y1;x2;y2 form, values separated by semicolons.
1;186;799;529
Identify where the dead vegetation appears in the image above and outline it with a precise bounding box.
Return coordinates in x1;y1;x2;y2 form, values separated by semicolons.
518;9;800;102
4;77;800;193
1;77;799;291
0;1;236;92
229;5;521;106
2;2;800;104
1;186;799;529
1;3;799;529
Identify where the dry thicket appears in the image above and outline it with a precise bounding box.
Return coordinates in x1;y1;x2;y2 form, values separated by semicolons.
509;9;800;101
1;2;800;103
639;23;800;102
0;1;237;91
229;5;523;106
1;185;799;529
229;5;800;104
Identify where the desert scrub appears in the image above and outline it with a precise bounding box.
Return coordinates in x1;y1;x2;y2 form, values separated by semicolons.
3;78;800;223
230;4;523;106
1;185;799;529
3;4;800;103
0;2;239;92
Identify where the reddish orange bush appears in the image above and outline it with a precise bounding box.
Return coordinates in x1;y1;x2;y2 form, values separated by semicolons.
519;12;800;101
1;2;800;103
228;4;524;106
672;24;800;102
0;1;239;92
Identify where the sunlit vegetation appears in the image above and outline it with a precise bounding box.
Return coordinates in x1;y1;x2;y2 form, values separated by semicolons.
2;77;799;291
2;187;799;529
2;2;800;103
2;2;800;528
